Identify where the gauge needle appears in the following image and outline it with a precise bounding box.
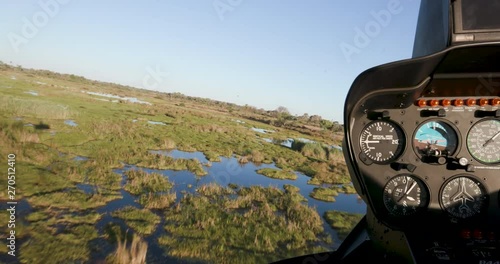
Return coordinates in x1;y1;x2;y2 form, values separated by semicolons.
483;131;500;147
451;178;475;204
397;181;416;203
362;140;380;144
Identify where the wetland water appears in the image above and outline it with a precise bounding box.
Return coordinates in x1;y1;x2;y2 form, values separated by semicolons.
83;150;366;262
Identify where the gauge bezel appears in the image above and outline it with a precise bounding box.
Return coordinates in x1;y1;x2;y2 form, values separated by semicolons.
412;119;461;160
466;118;500;165
358;120;406;164
439;175;489;220
382;174;430;217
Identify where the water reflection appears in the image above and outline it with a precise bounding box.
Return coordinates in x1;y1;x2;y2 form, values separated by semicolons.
76;183;95;195
24;90;38;96
142;150;366;246
64;120;78;127
262;138;273;143
148;150;208;164
147;121;166;126
251;127;275;134
85;91;152;105
74;156;89;161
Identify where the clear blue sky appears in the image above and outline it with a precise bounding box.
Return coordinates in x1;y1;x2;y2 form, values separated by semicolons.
0;0;421;122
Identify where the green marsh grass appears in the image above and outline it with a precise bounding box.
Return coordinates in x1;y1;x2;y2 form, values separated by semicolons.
331;184;357;194
111;206;160;236
0;96;75;119
137;154;207;176
0;66;353;263
27;189;121;210
309;187;339;202
159;184;328;264
19;224;98;263
283;184;300;193
124;170;173;195
324;210;363;240
138;192;177;209
256;168;297;180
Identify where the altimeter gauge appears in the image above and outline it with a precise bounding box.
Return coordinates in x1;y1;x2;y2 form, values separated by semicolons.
440;176;488;219
359;120;405;164
467;119;500;164
383;175;429;216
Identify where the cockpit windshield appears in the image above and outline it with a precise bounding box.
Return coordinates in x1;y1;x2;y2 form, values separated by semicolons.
0;1;421;263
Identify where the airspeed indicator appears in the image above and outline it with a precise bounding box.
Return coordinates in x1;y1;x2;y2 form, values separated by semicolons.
359;120;405;164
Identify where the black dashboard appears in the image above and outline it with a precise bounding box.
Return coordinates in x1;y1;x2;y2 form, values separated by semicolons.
343;43;500;263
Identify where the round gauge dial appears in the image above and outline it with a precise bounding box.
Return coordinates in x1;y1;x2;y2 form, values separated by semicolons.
467;119;500;164
414;120;459;160
440;176;488;219
359;120;405;164
383;175;429;216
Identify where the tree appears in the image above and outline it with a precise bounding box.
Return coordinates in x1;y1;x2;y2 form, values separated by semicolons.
309;115;322;124
276;106;290;115
299;113;309;121
320;119;333;130
273;106;292;127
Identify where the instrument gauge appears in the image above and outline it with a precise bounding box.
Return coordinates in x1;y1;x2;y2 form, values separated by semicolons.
359;120;405;164
383;175;429;216
413;120;459;161
440;176;488;219
467;119;500;164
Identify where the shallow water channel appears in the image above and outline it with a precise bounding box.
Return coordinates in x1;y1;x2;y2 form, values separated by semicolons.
84;150;366;262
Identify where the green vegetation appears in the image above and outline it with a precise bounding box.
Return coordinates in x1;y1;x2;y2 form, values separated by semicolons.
324;210;363;240
124;169;173;195
0;95;75;119
137;154;207;176
332;184;357;194
159;184;329;264
19;224;98;263
283;184;300;193
27;189;121;210
228;183;239;189
139;192;177;209
256;168;297;180
111;206;161;235
26;209;102;225
292;141;328;160
0;63;354;263
309;187;339;202
309;185;356;202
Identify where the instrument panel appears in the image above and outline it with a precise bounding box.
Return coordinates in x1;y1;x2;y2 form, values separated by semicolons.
348;78;500;231
342;41;500;264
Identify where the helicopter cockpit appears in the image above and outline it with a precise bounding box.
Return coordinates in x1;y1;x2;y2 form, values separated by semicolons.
276;1;500;263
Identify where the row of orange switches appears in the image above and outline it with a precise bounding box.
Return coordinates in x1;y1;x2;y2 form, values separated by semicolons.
418;98;500;107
